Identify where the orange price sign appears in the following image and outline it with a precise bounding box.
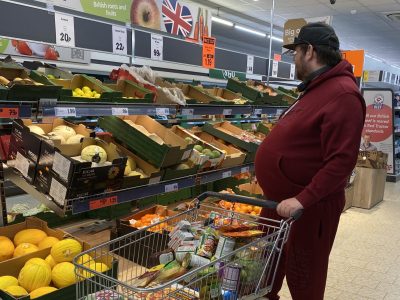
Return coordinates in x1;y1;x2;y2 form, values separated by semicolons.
89;196;118;210
202;36;216;69
341;50;364;77
0;107;19;118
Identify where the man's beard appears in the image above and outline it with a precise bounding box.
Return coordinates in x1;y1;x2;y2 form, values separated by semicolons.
296;59;307;81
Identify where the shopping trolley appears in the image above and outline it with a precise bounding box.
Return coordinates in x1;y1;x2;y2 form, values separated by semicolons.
74;192;301;300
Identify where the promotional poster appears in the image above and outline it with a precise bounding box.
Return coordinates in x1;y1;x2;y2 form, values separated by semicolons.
37;0;212;42
362;89;394;174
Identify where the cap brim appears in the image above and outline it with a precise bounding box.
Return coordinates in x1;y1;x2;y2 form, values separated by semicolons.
282;43;297;50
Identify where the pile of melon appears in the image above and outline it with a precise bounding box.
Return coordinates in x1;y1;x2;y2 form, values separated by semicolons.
28;124;85;145
0;229;109;299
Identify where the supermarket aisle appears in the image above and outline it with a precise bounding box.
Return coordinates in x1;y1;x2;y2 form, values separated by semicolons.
278;182;400;300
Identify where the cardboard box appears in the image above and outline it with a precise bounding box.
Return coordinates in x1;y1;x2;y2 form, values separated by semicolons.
179;83;218;104
171;125;224;169
44;138;127;206
0;67;62;99
203;87;250;105
194;131;246;168
112;205;177;268
162;161;198;181
104;80;155;103
36;65;74;79
202;122;261;153
352;167;386;209
50;74;121;102
357;151;388;169
99;115;194;168
235;182;264;198
344;185;354;211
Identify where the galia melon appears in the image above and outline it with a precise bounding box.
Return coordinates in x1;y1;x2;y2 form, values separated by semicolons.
51;238;82;263
13;243;39;258
46;132;66;144
28;125;45;136
51;262;77;288
18;260;52;292
45;255;56;269
38;236;60;250
0;236;14;261
81;145;107;164
0;276;18;290
52;125;76;140
4;285;28;296
66;134;85;144
14;229;47;246
30;286;58;299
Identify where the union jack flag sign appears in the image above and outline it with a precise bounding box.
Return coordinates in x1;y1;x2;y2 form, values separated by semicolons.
162;0;193;37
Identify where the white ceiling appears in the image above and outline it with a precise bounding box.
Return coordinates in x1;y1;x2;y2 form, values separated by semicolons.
199;0;400;66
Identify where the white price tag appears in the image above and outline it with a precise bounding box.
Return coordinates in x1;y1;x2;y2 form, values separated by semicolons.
290;64;295;80
182;149;192;160
55;13;75;47
15;152;30;178
182;108;194;115
222;171;232;179
156;107;170;115
149;176;161;184
112;25;127;55
247;55;254;74
55;107;76;117
49;177;68;206
272;61;279;77
165;183;179;193
112;107;129;116
151;34;163;61
52;152;71;183
276;109;284;116
223;109;232;115
254;108;262;115
241;166;250;174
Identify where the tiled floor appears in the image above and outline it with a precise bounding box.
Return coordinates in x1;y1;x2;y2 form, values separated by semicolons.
277;182;400;300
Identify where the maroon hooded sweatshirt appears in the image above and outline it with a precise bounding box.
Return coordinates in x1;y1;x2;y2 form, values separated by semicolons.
255;60;366;209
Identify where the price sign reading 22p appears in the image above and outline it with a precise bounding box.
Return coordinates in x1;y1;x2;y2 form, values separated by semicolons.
202;37;216;69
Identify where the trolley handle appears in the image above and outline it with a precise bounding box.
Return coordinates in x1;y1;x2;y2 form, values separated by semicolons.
196;191;302;220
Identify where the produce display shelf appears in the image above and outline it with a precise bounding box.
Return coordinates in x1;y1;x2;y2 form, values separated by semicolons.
180;104;253;116
253;105;288;115
0;101;32;118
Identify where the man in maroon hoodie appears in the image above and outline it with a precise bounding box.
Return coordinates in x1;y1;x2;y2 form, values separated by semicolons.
255;23;366;299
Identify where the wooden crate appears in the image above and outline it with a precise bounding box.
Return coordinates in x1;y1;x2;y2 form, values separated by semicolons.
352;167;386;209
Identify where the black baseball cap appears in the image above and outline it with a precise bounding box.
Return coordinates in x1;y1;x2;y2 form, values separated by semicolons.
283;23;340;51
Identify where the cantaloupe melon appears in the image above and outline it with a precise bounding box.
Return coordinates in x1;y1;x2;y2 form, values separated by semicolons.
13;243;39;258
14;229;47;246
18;260;52;292
51;238;82;263
30;286;58;299
51;262;77;288
0;236;14;261
38;236;60;250
0;276;18;290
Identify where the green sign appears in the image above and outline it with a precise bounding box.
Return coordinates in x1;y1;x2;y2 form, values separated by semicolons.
209;69;246;81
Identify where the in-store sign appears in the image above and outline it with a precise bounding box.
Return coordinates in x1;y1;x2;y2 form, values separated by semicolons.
273;53;282;62
89;196;118;210
112;26;127;55
112;107;129;116
209;69;246;81
202;36;216;69
341;50;365;78
290;64;296;80
55;107;76;117
55;13;75;47
0;107;19;118
247;55;254;74
151;34;163;61
272;61;279;77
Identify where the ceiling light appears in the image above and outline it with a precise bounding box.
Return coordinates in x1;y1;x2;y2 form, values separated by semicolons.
235;25;266;37
268;35;283;42
212;16;234;27
370;57;383;62
392;65;400;70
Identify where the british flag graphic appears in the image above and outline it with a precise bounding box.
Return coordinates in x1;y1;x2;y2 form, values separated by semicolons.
162;0;193;37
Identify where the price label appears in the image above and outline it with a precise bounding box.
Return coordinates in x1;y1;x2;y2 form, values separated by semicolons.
40;98;57;106
182;108;194;115
112;107;129;116
165;183;179;193
222;171;232;179
151;34;163;61
272;61;279;77
112;26;127;55
182;149;192;160
241;166;250;174
52;152;71;183
0;107;19;118
55;107;76;117
55;13;75;47
254;108;262;115
290;64;296;80
223;109;232;115
276;109;284;116
49;178;68;206
15;152;30;178
156;107;170;116
247;55;254;74
89;196;118;210
202;36;216;69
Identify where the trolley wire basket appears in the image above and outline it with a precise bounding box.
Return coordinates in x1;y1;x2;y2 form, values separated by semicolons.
74;192;301;300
